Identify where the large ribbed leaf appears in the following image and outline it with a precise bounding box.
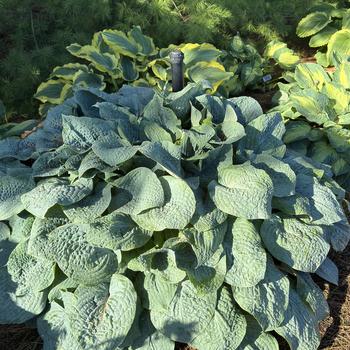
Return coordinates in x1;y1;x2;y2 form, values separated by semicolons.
275;289;320;350
112;167;164;215
86;212;153;251
47;224;118;284
261;215;330;272
150;280;217;343
191;286;246;350
327;29;350;65
132;176;195;231
21;178;93;218
209;164;273;219
225;218;267;288
233;259;290;331
67;274;137;350
0;176;35;220
63;182;111;223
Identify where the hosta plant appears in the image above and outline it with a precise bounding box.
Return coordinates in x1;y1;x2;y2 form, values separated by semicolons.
296;3;350;66
35;27;274;115
0;82;349;350
272;59;350;190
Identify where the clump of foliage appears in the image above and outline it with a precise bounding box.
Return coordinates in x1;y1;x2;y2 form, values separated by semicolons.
0;0;326;117
35;28;274;114
272;59;350;191
0;80;349;349
296;2;350;66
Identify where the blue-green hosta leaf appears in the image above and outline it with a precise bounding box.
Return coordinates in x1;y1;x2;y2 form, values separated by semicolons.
323;220;350;252
7;242;55;296
237;316;279;350
68;274;137;350
142;273;178;311
140;141;183;178
261;215;330;272
150;280;217;343
296;272;329;322
132;176;196;231
297;12;331;37
166;82;210;121
48;277;79;302
77;150;115;177
326;125;350;153
275;289;320;350
8;213;34;242
128;310;175;350
28;217;69;260
62;115;114;152
252;154;296;197
238;112;286;158
120;56;139;81
182;219;227;266
284;121;311;143
0;175;35;220
209;164;273;219
316;257;339;285
47;224;118;284
63;182;111;223
112;167;165;215
229;96;263;126
233;259;290;331
113;85;154;116
92;132;139;167
190;286;247;350
219;105;246;144
0;223;14;266
86;212;153;251
21;177;93;218
37;300;80;350
0;266;47;324
225;218;267;288
294;63;330;89
143;94;180;136
32;146;77;177
327;29;350;66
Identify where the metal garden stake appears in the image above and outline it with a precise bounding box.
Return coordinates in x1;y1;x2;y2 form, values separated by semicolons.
170;50;184;92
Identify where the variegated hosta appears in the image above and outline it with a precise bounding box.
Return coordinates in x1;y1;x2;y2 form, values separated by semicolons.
272;60;350;191
0;82;349;350
33;26;270;116
296;3;350;66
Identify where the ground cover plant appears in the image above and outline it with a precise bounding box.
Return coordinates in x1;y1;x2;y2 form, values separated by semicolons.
0;0;330;118
0;78;350;349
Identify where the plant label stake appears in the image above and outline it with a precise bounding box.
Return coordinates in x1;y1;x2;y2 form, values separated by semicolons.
170;50;184;92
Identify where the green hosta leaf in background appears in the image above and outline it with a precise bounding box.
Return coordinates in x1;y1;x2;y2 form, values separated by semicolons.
327;29;350;65
35;80;72;104
297;12;332;38
264;41;300;69
309;26;338;47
